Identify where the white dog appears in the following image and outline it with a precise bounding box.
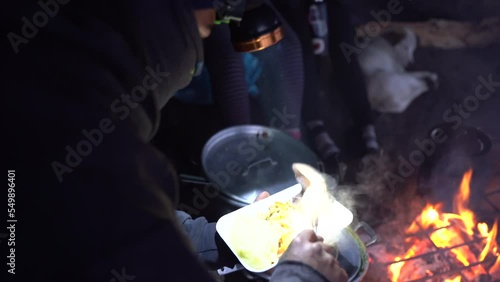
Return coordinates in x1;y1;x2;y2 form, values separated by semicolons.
357;27;439;113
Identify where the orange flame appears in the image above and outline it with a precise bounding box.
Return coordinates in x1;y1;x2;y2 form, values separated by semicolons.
388;169;500;281
445;276;461;282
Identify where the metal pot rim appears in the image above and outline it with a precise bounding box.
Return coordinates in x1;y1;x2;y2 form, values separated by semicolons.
343;227;370;281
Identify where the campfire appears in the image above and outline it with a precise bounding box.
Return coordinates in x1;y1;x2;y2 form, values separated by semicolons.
375;169;500;281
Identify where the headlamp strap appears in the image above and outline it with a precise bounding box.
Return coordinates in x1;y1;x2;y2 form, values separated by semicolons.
213;0;247;24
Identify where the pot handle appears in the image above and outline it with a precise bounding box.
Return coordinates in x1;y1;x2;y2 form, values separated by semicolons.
242;157;278;176
354;221;378;247
217;264;245;276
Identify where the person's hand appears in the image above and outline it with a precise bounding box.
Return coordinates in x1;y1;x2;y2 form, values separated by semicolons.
254;191;270;202
279;229;348;282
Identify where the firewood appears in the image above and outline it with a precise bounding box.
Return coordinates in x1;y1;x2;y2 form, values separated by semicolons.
358;17;500;49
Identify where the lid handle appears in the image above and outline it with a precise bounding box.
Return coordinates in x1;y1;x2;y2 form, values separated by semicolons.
242;157;278;176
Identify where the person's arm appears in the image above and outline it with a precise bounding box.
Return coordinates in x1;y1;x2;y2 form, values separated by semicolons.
176;211;238;269
11;102;221;282
270;230;348;282
271;261;330;282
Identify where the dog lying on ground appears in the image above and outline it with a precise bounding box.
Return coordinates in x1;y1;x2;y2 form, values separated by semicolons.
358;27;439;113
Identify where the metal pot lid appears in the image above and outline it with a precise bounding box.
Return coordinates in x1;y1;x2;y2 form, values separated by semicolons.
201;125;320;206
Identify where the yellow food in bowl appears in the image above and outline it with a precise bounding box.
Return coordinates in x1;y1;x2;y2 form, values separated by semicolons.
229;201;310;271
265;201;301;255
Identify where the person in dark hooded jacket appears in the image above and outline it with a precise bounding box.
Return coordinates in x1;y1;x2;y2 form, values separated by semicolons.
3;0;347;281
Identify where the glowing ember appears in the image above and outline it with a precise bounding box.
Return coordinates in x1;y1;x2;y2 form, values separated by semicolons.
445;276;461;282
388;170;500;281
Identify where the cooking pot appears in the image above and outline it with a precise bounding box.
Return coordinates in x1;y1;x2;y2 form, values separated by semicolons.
201;125;321;209
337;222;377;282
217;221;377;282
417;123;492;207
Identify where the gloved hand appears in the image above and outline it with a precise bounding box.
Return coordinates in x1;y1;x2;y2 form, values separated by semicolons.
277;229;348;282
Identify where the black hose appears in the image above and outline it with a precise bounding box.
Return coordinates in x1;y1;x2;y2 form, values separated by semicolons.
204;3;305;134
203;25;252;126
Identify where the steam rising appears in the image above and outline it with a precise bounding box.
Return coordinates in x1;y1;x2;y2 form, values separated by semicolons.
292;163;354;245
326;152;420;228
323;153;426;281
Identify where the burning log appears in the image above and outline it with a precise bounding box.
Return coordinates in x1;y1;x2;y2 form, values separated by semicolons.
370;170;500;281
476;274;492;282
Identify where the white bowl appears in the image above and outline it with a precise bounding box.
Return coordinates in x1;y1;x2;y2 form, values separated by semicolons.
216;184;354;273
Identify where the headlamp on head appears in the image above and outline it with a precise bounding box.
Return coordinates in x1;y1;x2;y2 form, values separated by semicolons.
213;0;284;52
